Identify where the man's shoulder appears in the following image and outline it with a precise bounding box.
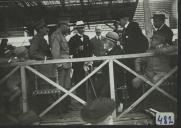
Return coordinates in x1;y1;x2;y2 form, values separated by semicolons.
51;29;62;38
90;36;96;41
83;34;90;39
31;35;41;44
70;34;79;40
161;24;173;33
129;21;139;27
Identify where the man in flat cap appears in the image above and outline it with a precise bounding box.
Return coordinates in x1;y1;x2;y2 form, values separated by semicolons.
118;12;149;100
50;18;72;113
152;12;173;45
80;97;116;125
69;20;93;101
101;32;124;104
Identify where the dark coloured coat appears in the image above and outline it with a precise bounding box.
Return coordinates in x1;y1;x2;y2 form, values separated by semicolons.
90;36;106;57
29;34;55;77
69;34;93;70
154;24;173;45
100;46;124;97
29;34;52;60
122;21;149;54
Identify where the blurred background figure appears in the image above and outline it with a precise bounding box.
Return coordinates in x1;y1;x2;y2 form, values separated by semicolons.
152;12;173;45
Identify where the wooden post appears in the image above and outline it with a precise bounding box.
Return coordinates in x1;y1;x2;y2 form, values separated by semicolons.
117;66;177;119
143;0;153;42
108;59;116;119
20;66;28;113
114;60;177;102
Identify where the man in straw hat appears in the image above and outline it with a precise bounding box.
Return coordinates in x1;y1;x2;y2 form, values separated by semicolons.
152;12;173;45
50;17;72;113
69;20;93;101
80;97;116;125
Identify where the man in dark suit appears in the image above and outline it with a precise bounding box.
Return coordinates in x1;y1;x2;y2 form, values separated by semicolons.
69;21;93;101
152;13;173;45
118;13;149;100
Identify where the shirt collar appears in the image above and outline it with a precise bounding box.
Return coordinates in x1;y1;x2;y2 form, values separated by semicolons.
124;21;130;28
96;35;101;39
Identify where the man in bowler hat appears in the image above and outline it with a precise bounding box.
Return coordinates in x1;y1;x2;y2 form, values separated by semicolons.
152;12;173;45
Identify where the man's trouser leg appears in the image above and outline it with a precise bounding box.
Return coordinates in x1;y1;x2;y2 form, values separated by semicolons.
58;68;71;111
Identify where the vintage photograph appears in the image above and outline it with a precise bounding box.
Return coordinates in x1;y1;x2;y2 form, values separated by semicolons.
0;0;178;126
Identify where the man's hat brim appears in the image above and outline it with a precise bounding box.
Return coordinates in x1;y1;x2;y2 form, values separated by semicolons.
151;14;167;19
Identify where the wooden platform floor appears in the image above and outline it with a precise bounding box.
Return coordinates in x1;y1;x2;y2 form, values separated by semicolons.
37;101;154;125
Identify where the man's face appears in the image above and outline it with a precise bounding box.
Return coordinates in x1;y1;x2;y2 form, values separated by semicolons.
104;39;114;50
95;29;102;36
61;24;70;35
77;27;85;35
119;17;128;27
39;25;49;35
153;18;164;28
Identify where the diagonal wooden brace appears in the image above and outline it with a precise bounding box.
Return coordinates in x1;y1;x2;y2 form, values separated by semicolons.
117;66;177;119
38;60;109;117
0;66;19;85
114;60;177;102
26;65;85;103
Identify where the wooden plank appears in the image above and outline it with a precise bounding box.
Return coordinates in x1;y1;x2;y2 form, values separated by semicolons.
1;53;155;66
117;66;177;119
0;66;19;85
39;60;109;117
20;66;28;113
114;60;177;102
108;60;116;119
143;0;153;41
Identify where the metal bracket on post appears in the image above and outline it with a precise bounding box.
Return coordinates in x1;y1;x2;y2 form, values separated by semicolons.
108;59;116;119
20;66;28;113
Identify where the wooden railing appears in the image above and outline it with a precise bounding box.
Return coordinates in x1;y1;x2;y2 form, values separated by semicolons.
0;52;177;121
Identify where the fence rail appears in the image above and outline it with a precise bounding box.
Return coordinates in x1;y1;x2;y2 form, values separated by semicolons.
0;52;177;121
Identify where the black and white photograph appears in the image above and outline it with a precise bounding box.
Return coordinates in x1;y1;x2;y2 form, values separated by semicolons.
0;0;178;126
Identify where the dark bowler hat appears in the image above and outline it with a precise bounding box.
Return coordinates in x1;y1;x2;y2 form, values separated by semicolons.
119;12;130;19
151;13;167;20
80;98;116;124
33;19;46;30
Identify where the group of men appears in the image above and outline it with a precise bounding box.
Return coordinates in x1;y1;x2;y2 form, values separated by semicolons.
0;11;176;120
